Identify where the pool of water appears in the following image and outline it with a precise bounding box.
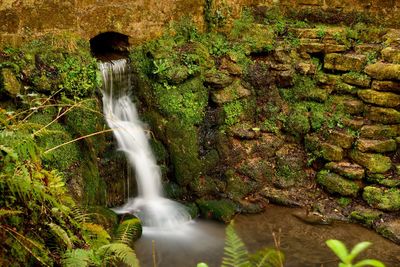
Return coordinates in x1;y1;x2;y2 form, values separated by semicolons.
135;205;400;267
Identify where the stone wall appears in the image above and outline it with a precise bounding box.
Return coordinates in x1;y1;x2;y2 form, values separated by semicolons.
0;0;205;48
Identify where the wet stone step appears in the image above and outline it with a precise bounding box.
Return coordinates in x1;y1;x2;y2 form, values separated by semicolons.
325;161;365;180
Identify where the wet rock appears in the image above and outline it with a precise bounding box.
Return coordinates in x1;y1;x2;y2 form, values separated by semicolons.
330;95;364;115
357;138;397;153
237;199;266;214
371;80;400;93
292;210;333;225
342;72;371;88
1;68;21;97
381;47;400;64
296;62;317;75
260;187;302;207
318;73;340;85
324;53;366;72
189;176;218;197
326;130;355;149
183;202;200;219
363;186;400;211
354;44;382;54
317;170;360;197
255;134;284;158
211;79;251;104
360;124;399;139
275;69;295;88
325;161;365;180
274;144;307;188
228;123;258;139
376;219;400;244
238;159;273;183
333;82;358;95
302;88;329;102
350;207;383;227
87;206;119;232
196;199;237;223
358;89;400;108
305;134;344;161
342;117;365;130
164;182;186;199
204;71;233;89
365;62;400;81
365;106;400;124
349;150;392;173
366;173;400;188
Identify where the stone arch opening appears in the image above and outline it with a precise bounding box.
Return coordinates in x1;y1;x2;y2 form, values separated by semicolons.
90;32;129;60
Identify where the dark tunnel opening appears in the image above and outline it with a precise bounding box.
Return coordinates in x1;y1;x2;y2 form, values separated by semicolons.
90;32;130;61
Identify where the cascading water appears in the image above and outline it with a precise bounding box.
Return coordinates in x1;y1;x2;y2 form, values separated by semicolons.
99;59;191;230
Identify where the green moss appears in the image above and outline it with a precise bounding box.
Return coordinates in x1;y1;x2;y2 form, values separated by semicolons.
223;99;244;126
350;209;382;227
317;170;360;197
225;169;257;200
154;77;208;125
196;199;237;223
166;119;202;186
81;153;106;206
337;197;352;207
363;186;400;211
285;103;310;138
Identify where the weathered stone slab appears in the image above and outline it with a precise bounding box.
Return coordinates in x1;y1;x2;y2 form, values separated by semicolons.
342;72;371;88
363;186;400;211
325;161;365;180
360;124;399;138
330;95;364;115
365;62;400;81
324;53;366;72
376;219;400;243
317;170;360;197
333;81;358;95
371;80;400;92
327;130;355;149
349;150;392;173
205;71;233;89
365;106;400;124
354;44;382;54
382;47;400;64
358;89;400;108
367;173;400;187
305;135;343;161
343;118;365;129
357;138;397;153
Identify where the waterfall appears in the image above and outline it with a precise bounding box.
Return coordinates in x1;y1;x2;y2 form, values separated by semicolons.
99;59;191;230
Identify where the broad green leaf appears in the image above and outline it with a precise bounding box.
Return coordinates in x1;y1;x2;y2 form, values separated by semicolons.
326;239;349;263
197;263;209;267
354;259;385;267
348;241;372;262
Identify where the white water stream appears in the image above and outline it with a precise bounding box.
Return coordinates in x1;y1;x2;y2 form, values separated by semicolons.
99;59;191;230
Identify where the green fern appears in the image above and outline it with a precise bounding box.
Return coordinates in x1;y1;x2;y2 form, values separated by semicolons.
249;247;284;267
222;222;251;267
97;243;140;267
114;218;142;244
48;223;73;249
0;209;22;217
62;249;93;267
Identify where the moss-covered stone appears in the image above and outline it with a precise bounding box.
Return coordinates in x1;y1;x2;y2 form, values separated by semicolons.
365;106;400;124
366;173;400;188
225;169;257;200
356;138;397;153
342;72;371;88
274;144;307;188
325;161;365;180
183;202;200;219
204;71;234;89
189;176;218;197
166;120;202;186
1;68;21;97
363;186;400;211
326;130;355;149
305;134;344;161
365;62;400;81
163;182;185;199
360;124;399;139
329;95;364;115
333;81;358;95
376;219;400;244
324;53;366;72
87;206;118;232
349;150;391;173
196;199;237;223
317;170;360;197
350;208;383;227
211;79;251;104
358;89;400;108
381;47;400;64
371;80;400;93
285;104;310;138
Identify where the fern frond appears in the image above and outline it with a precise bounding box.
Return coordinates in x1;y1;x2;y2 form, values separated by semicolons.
0;209;22;217
97;243;140;267
48;223;73;249
222;222;251;267
82;223;111;249
114;218;142;244
71;205;91;224
62;249;92;267
250;247;285;267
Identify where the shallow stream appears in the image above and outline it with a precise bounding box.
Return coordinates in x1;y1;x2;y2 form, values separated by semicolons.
135;205;400;267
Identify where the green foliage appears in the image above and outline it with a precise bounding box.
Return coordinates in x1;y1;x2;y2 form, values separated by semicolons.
316;25;327;39
114;218;142;244
205;0;231;30
326;239;385;267
222;222;251;267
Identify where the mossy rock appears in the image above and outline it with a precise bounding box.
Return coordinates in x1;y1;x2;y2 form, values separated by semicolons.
376;219;400;244
317;170;360;197
183;202;200;219
363;186;400;211
165;119;202;186
196;199;237;223
350;208;383;227
324;53;366;72
349;150;392;173
163;182;186;199
189;176;218;197
305;134;344;162
211;79;251;105
329;95;364;115
381;47;400;64
326;130;355;149
87;206;118;232
274;144;307;188
356;138;397;153
225;169;258;200
342;72;371;88
360;124;399;139
371;80;400;93
358;89;400;108
1;68;21;97
364;62;400;81
204;70;234;89
223;98;256;126
81;154;106;206
325;161;365;180
366;173;400;188
285;104;310;138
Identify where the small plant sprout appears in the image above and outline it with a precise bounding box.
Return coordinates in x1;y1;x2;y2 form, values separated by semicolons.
325;239;385;267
